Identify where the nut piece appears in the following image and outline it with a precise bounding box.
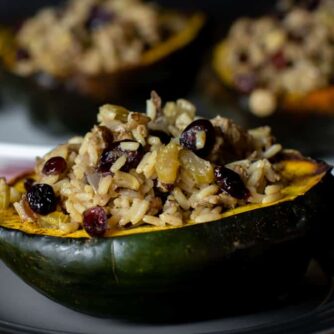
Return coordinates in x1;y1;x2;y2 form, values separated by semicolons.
249;89;277;117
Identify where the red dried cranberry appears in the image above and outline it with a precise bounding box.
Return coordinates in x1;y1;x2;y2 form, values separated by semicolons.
180;119;215;157
97;140;144;174
42;156;67;176
26;184;58;215
16;48;30;61
304;0;320;11
234;74;257;94
214;165;250;200
238;51;249;63
83;207;107;237
271;50;288;70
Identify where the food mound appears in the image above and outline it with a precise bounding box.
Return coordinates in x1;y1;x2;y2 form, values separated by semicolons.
214;0;334;116
1;92;292;237
9;0;189;77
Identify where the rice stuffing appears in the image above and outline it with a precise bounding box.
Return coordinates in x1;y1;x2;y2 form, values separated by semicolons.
2;92;296;236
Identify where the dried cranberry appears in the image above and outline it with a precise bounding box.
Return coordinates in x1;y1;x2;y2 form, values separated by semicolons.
149;130;171;144
85;5;114;30
42;156;67;176
214;165;249;200
271;50;288;70
83;207;107;237
180;119;215;157
24;178;34;192
234;74;257;94
26;184;58;215
97;140;144;173
238;51;249;63
16;48;30;61
304;0;320;11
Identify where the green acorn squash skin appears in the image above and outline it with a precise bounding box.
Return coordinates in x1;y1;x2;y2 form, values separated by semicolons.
0;163;332;321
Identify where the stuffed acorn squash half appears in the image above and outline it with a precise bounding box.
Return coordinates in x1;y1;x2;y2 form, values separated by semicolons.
0;92;333;320
209;0;334;155
212;0;334;117
0;0;205;133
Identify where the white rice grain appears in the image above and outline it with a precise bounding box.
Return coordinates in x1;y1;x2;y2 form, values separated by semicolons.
120;141;140;151
265;184;282;195
73;202;86;214
59;221;79;234
159;213;183;226
146;99;157;120
75;193;92;202
98;175;113;195
173;187;190;210
114;171;140;190
191;185;219;202
136;151;157;178
13;201;34;222
194;211;221;223
87;141;99;165
120;199;150;226
147;136;161;146
130;199;150;225
262;192;283;204
110;155;126;173
175;112;192;130
143;215;165;227
263;144;282;159
248;169;264;187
